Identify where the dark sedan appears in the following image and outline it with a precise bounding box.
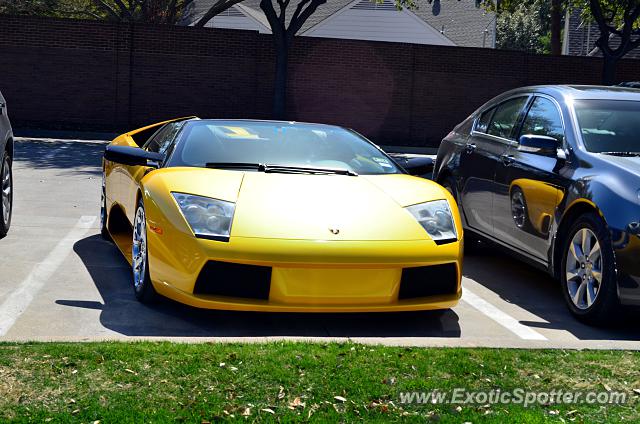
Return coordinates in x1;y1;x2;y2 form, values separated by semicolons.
434;85;640;323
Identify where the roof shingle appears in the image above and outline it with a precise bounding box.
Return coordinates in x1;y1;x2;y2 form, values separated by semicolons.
184;0;495;47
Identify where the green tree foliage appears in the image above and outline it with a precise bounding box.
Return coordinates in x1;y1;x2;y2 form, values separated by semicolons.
495;0;546;53
0;0;61;16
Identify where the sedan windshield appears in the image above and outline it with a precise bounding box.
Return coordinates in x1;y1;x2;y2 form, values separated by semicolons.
573;100;640;154
166;121;401;175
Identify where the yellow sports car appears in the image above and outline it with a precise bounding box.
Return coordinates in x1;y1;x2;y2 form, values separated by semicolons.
101;118;463;312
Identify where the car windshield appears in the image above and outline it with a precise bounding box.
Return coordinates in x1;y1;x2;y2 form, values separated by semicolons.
573;99;640;154
166;121;401;175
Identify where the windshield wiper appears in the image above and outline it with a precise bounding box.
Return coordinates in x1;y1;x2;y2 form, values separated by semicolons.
599;151;640;157
205;162;264;170
204;162;357;176
262;164;358;176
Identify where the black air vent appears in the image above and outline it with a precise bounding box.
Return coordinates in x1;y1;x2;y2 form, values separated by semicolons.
194;261;272;300
398;263;458;299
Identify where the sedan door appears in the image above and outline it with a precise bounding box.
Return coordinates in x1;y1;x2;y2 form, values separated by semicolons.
459;96;529;238
493;95;569;262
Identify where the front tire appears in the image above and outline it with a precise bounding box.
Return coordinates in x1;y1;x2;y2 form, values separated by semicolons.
100;172;111;240
132;199;158;303
560;213;618;325
0;153;13;238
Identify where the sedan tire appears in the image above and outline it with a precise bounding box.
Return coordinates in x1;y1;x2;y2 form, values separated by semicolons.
560;212;619;325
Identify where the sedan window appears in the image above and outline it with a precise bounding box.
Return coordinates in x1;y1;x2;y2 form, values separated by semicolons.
475;108;495;133
487;97;529;139
520;97;564;143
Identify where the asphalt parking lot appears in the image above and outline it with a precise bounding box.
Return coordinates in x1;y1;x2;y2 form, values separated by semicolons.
0;138;639;348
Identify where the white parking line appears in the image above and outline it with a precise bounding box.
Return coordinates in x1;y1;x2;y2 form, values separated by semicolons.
0;216;97;336
461;287;548;341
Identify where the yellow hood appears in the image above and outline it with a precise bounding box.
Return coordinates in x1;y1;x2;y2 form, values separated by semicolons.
144;168;449;242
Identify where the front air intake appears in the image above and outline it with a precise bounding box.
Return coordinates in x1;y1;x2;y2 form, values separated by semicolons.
194;261;272;300
398;263;458;299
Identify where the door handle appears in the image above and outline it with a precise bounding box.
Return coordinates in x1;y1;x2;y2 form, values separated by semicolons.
501;154;515;166
465;143;477;154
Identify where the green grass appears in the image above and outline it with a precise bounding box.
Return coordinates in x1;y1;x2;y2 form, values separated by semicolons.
0;342;638;422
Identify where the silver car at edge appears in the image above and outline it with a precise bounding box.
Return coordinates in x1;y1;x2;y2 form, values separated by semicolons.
0;90;14;238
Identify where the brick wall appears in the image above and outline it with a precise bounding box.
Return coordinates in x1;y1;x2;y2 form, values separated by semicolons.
1;15;640;147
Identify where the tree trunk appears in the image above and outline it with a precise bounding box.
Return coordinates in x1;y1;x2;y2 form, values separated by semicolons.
602;54;617;85
272;35;289;120
550;0;562;55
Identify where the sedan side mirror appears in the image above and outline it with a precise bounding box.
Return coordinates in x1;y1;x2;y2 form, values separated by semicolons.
388;153;435;177
518;134;559;157
104;145;165;168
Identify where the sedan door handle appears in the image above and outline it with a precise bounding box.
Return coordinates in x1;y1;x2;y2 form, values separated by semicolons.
465;143;477;154
501;154;515;166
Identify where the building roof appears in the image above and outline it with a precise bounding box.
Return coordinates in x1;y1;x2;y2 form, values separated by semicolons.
183;0;495;48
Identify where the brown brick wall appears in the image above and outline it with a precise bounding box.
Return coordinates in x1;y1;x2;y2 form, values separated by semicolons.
1;15;640;147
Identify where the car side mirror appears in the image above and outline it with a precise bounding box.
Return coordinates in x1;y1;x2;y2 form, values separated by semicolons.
388;153;434;177
104;145;165;168
518;134;560;157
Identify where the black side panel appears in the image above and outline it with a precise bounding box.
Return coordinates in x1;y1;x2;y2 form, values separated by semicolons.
194;261;272;300
398;263;458;299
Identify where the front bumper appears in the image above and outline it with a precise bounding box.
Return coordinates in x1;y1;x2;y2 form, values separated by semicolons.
147;232;463;312
613;231;640;306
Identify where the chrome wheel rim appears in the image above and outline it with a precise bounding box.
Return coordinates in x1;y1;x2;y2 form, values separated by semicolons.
511;190;526;228
565;228;602;310
132;206;147;291
1;158;11;227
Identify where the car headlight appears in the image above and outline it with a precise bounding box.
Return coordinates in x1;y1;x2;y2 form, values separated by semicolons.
172;193;235;241
406;200;458;243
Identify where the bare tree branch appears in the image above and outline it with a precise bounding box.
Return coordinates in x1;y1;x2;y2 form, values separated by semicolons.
261;0;282;36
289;0;326;37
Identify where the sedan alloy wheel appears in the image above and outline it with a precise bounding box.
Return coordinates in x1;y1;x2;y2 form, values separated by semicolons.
565;228;603;310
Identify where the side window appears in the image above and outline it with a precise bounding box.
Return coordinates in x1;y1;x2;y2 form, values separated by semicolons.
519;97;565;143
475;108;495;133
145;122;183;154
487;97;529;139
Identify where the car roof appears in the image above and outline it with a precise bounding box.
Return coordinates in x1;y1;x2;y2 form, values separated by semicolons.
501;84;640;102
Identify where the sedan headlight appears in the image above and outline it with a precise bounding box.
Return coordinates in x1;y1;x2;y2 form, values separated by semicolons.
406;200;457;243
172;193;235;241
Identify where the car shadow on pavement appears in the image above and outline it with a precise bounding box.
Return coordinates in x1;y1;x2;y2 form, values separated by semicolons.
60;235;462;338
15;139;104;175
463;242;640;341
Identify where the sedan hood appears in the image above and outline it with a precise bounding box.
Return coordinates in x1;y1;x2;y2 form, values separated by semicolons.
597;154;640;175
